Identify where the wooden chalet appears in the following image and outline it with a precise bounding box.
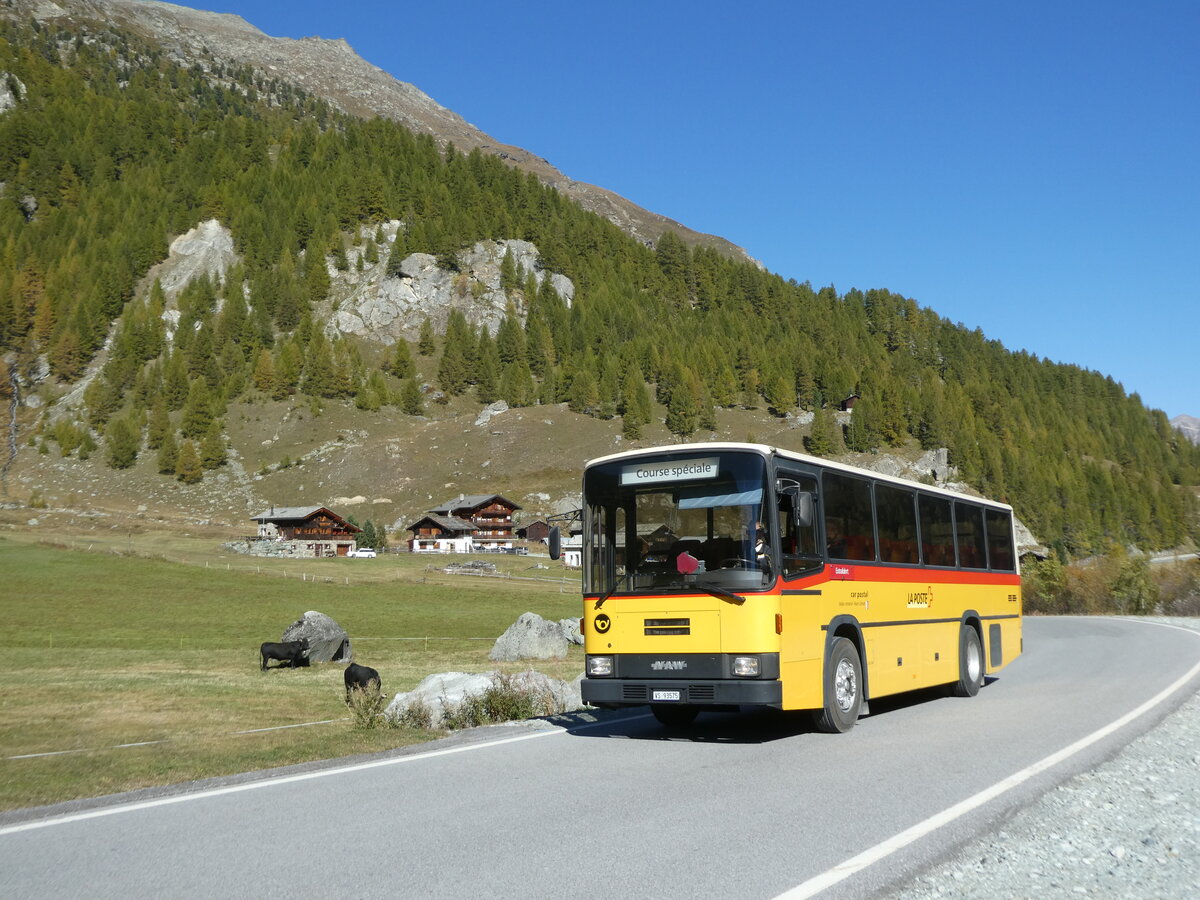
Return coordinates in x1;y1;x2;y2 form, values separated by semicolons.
518;519;551;543
406;514;475;553
406;493;522;553
250;505;362;558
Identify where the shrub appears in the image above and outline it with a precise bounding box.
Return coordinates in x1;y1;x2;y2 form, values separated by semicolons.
346;685;387;730
1157;559;1200;616
390;698;433;731
439;672;562;730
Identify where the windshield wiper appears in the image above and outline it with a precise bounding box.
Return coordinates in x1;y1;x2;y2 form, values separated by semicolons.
695;584;745;605
594;573;633;610
676;582;745;605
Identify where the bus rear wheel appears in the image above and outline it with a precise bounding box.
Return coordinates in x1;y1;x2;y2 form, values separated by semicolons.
651;704;700;727
952;625;984;697
813;637;862;733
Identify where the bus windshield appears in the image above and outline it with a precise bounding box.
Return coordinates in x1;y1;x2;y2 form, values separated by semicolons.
582;450;775;595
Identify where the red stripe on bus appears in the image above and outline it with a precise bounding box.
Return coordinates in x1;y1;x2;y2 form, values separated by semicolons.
782;566;1019;590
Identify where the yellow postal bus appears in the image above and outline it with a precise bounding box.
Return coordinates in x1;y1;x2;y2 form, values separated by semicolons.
558;443;1022;731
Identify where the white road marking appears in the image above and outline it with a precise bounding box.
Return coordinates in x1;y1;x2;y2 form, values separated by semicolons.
0;727;562;835
0;713;647;836
776;622;1200;899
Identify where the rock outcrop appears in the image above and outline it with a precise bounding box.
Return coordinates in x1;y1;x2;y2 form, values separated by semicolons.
325;237;573;345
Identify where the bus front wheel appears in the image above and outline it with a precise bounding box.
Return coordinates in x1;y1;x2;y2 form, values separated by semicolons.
813;637;862;733
952;625;984;697
651;704;700;727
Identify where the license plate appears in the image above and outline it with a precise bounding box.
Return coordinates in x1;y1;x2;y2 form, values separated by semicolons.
652;690;681;702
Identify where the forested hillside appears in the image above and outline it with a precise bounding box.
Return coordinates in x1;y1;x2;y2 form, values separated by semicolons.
1;15;1197;557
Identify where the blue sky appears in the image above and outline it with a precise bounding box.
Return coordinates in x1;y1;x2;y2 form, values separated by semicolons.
200;0;1198;419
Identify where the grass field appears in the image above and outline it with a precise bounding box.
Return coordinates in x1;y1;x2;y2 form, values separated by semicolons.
0;535;584;811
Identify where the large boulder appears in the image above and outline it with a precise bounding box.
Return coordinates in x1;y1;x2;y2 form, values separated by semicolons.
386;671;494;729
384;670;583;730
559;617;583;645
281;610;350;663
489;612;568;661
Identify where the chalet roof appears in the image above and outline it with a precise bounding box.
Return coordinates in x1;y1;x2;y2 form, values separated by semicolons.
429;493;522;515
250;506;362;532
406;514;474;534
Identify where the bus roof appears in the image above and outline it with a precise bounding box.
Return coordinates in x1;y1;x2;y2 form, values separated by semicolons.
584;442;1014;512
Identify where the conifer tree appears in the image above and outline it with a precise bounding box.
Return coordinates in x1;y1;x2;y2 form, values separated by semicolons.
146;397;171;450
763;370;796;417
417;316;436;356
252;348;276;395
163;352;190;411
844;395;880;452
385;241;407;278
500;358;537;407
496;307;527;366
274;342;303;399
385;339;415;379
665;368;702;438
500;247;519;294
302;335;337;398
524;314;555;377
360;520;378;549
200;421;227;469
181;379;214;439
597;366;620;420
436;340;469;396
476;340;500;405
400;377;424;415
105;416;139;469
157;431;179;475
806;406;839;457
569;368;599;415
48;328;87;380
175;439;203;484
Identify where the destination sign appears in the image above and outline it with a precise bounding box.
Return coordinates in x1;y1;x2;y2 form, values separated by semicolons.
620;457;720;486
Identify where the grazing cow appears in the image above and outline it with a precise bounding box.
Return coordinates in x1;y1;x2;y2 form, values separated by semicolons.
260;638;309;670
344;662;382;701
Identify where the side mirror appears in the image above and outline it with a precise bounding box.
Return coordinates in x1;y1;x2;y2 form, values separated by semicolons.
548;526;561;561
793;491;814;529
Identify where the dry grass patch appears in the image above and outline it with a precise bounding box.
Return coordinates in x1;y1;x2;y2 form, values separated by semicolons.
0;538;583;811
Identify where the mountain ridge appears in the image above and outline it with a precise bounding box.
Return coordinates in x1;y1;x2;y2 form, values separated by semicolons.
1173;415;1200;446
12;0;753;261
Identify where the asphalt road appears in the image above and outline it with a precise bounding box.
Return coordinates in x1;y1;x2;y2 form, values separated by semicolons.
3;617;1199;899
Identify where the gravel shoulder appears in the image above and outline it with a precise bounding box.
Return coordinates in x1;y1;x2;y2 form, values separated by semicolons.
889;617;1200;899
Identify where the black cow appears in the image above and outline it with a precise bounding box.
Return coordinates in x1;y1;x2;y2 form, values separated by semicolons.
344;662;382;701
260;638;309;670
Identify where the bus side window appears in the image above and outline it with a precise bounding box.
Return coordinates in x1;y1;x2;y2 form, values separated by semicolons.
876;483;919;564
955;502;988;570
918;494;955;566
985;508;1016;571
778;474;819;577
823;472;875;561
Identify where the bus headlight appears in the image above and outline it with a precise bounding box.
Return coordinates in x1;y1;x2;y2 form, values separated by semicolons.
732;656;761;677
587;655;614;677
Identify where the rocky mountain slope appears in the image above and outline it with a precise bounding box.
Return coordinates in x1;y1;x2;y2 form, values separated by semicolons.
8;0;751;261
1172;415;1200;446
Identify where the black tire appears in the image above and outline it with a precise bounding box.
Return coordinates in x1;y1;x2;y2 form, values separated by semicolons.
651;704;700;727
813;637;862;733
952;625;984;697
